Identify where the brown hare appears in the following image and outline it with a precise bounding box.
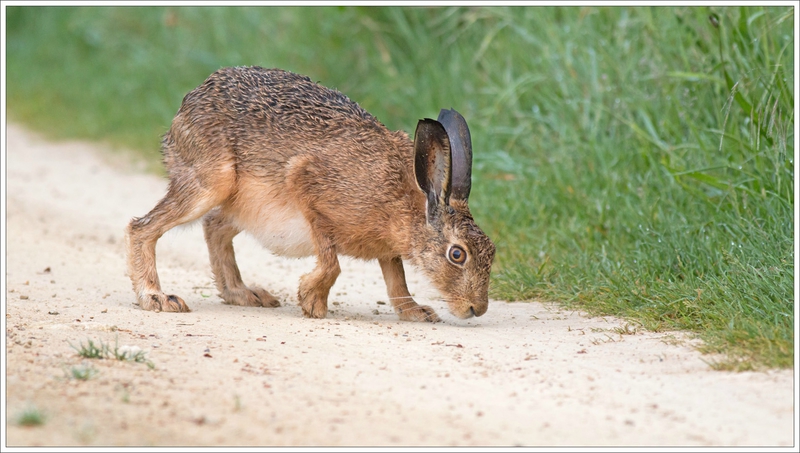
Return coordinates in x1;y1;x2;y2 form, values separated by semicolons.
126;66;495;322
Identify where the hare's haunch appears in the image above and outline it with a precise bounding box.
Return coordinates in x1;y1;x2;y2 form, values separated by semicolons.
126;67;495;321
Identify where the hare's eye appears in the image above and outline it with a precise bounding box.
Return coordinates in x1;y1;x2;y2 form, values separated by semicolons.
447;245;467;265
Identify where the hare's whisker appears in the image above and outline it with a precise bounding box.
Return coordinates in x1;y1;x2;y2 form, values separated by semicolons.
386;295;446;302
387;298;446;308
391;300;444;313
391;301;422;311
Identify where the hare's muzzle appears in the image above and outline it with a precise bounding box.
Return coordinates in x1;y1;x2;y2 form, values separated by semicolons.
470;302;488;317
469;303;489;316
452;300;488;319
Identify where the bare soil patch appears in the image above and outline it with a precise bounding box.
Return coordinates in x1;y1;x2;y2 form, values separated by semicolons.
3;124;794;447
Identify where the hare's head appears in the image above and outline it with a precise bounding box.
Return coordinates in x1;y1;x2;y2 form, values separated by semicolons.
412;109;496;319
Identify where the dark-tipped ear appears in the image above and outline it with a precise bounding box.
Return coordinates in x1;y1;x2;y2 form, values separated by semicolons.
414;119;451;224
437;108;472;202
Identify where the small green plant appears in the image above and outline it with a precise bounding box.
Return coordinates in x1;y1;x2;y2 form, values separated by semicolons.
16;405;45;427
69;335;154;369
111;344;154;368
71;338;106;359
65;363;99;381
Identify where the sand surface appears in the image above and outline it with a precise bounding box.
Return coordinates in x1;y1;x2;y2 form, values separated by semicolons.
3;124;795;447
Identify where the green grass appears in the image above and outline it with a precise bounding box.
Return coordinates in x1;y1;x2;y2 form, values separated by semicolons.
6;6;794;369
69;338;106;360
15;405;46;427
65;363;100;381
69;336;155;368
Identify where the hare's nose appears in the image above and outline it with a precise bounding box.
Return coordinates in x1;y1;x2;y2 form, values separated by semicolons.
470;303;487;317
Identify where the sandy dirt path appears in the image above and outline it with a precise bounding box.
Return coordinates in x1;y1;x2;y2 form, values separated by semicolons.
2;124;795;447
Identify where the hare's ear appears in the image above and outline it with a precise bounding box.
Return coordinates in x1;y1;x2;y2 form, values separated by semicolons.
414;119;452;225
437;108;472;202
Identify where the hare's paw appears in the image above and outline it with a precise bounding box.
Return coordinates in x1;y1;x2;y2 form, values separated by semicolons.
138;293;191;313
221;286;280;308
297;274;331;319
252;287;281;307
297;288;328;319
397;304;441;323
299;299;328;319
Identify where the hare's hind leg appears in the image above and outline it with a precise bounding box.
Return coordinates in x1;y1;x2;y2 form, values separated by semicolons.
126;157;235;312
126;183;219;312
203;208;280;308
379;256;440;322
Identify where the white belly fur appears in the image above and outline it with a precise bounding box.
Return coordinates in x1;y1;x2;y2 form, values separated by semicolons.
231;181;316;258
246;206;315;257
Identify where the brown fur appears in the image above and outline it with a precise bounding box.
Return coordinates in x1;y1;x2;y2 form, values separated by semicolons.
126;66;495;320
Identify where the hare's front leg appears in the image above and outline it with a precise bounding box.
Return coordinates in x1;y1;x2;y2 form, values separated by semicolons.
378;256;440;322
203;209;280;308
298;234;340;319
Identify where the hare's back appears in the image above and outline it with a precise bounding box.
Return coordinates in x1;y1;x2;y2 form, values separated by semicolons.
180;66;380;133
